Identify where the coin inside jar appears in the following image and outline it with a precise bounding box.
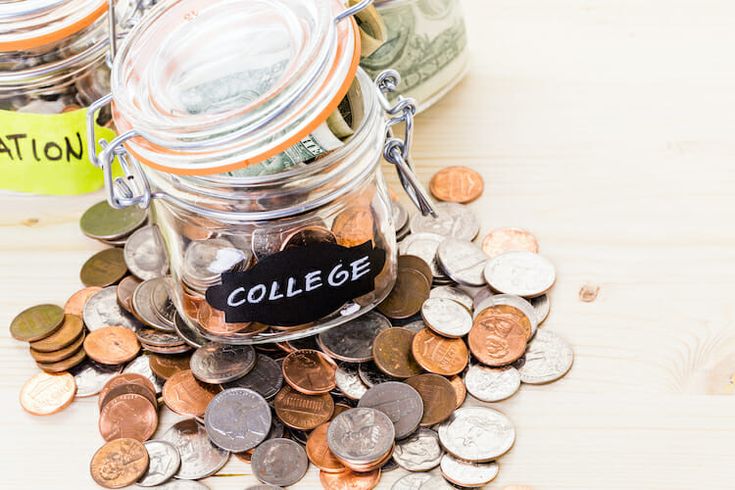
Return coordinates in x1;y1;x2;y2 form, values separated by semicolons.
405;373;456;427
19;371;76;416
10;304;65;342
281;225;337;250
124;224;169;281
420;297;472;338
90;438;149;489
332;206;375;248
80;248;129;288
469;304;530;367
282;349;337;394
190;342;256;384
371;328;423;379
411;328;468;376
84;326;141;365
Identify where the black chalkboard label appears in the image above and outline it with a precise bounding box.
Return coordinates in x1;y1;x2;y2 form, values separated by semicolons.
205;241;387;326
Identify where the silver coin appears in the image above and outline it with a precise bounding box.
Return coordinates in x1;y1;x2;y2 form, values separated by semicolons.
358;361;396;387
401;320;426;333
392;473;434;490
143;343;192;355
517;330;574;384
391;200;409;232
251;227;285;260
204;388;271;452
357;381;423;440
483;251;556;298
138;440;181;487
83;286;143;331
420;297;472;338
317;311;391;362
335;363;369;400
123;354;165;394
471;287;494;311
418;475;454;490
251;438;308;487
69;360;122;398
162;419;229;480
429;286;473;312
124;224;169;281
137;328;185;348
183;238;250;291
328;407;395;464
436;238;487;287
530;294;550;324
437;407;515;462
409;202;479;241
132;277;177;332
223;353;283;400
174;313;207;348
474;293;539;338
391;428;442;471
440;453;499;487
190;342;256;384
464;365;521;402
399;232;447;282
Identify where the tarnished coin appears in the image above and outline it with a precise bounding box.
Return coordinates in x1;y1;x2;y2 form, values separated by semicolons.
10;304;64;342
437;238;487;287
306;423;346;473
116;275;141;314
274;385;334;430
335;363;369;400
421;297;472;338
161;418;229;480
440;453;498;487
358;381;423;439
205;388;271;452
332;206;375;248
83;286;143;331
358;361;398;387
138;440;181;487
80;200;147;241
530;294;550;324
190;342;256;384
149;353;192;380
409;202;479;240
517;330;574;384
405;374;456;427
162;369;220;417
123;354;164;394
392;472;433;490
411;328;468;376
281;225;337;251
392;428;442;471
174;313;207;348
137;328;185;348
372;328;423;379
252;438;309;486
429;166;484;204
398;254;434;286
429;286;473;311
80;248;128;287
36;347;86;373
481;227;539;259
29;314;84;352
448;375;467;409
64;286;102;316
437;406;515;462
328;408;395;464
20;371;76;416
318;311;391;362
90;438;149;489
483;251;556;298
469;304;530;366
30;332;85;364
71;360;123;398
282;349;337;394
183;238;250;291
224;353;283;400
474;293;538;339
320;469;381;490
132;277;177;332
99;388;158;442
377;267;430;319
124;225;169;281
464;365;521;402
399;232;446;281
84;326;140;365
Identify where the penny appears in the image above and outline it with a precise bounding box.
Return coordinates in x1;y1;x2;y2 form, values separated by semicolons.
429;286;473;311
161;418;229;480
483;251;556;298
133;277;178;332
474;293;538;339
64;286;102;316
83;286;143;331
398;254;434;286
320;469;381;490
392;472;433;490
90;438;149;489
420;297;472;338
405;373;456;426
517;330;574;384
436;238;487;287
409;202;479;241
29;314;84;352
149;353;192;380
372;328;423;379
116;276;142;314
429;166;484;203
399;232;447;282
274;385;334;430
448;375;467;409
358;361;397;387
281;225;337;251
10;304;65;342
469;304;530;366
80;200;147;241
98;373;157;408
205;388;271;451
377;267;430;319
411;328;468;376
80;248;128;287
85;326;140;365
437;406;515;462
196;302;255;337
99;390;158;441
530;294;550;324
124;224;169;281
252;438;309;486
71;360;123;398
440;453;499;487
335;363;369;400
224;353;283;400
162;370;219;417
138;440;181;487
465;364;521;402
317;311;391;363
328;407;395;465
332;206;375;247
306;423;345;473
282;349;337;394
481;227;540;259
358;381;423;440
190;342;256;384
30;332;85;364
123;354;165;394
19;371;76;416
392;428;442;471
36;347;86;373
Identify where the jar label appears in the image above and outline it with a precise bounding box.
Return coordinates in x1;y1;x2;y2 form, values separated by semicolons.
0;108;116;195
205;241;387;326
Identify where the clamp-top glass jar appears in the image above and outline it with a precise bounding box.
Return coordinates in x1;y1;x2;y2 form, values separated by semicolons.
88;0;435;344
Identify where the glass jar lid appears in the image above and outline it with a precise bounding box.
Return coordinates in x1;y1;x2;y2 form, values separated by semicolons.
110;0;361;175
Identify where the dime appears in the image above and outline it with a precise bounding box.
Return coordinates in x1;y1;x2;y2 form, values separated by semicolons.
274;385;334;430
190;342;256;384
29;314;84;352
440;453;499;487
36;347;87;373
437;406;515;461
124;354;164;394
411;328;468;376
64;287;102;316
10;304;65;342
282;349;337;394
90;438;149;489
358;361;397;387
281;225;337;250
392;472;433;490
332;206;375;248
429;166;484;204
448;375;467;409
132;277;177;332
405;374;456;427
372;328;423;379
252;438;309;486
530;294;550;324
320;469;381;490
19;371;76;415
399;232;446;281
483;251;556;298
420;297;472;338
328;407;395;464
306;423;345;473
474;293;538;339
30;333;85;364
464;365;521;402
398;254;434;286
138;440;181;487
99;389;158;441
377;267;430;319
469;304;530;366
481;227;539;259
161;419;229;480
437;238;487;287
429;286;473;311
80;248;128;287
136;328;185;348
392;428;442;471
409;202;479;241
162;370;219;417
149;353;192;380
80;200;147;241
358;381;423;439
85;326;140;365
335;363;369;400
318;312;391;362
124;225;169;281
116;275;141;314
517;330;574;384
205;388;271;451
71;360;123;398
224;353;283;400
83;286;144;331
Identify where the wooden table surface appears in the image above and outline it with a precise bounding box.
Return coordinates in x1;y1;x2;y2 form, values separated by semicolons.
3;0;735;488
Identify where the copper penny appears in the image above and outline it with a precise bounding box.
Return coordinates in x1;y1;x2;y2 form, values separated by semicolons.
162;369;219;417
372;328;423;379
281;225;337;251
30;332;85;364
116;275;142;314
282;349;337;394
149;353;192;380
274;385;334;430
332;403;351;420
319;469;381;490
84;326;140;365
29;314;84;353
80;248;128;287
481;227;540;259
10;304;65;342
448;375;467;409
411;328;468;376
36;347;87;373
429;166;484;203
405;373;456;426
19;371;76;416
306;423;345;473
99;391;158;441
98;373;157;408
197;302;253;335
100;383;158;413
332;206;375;247
64;287;102;316
377;267;430;319
469;305;530;366
90;438;149;488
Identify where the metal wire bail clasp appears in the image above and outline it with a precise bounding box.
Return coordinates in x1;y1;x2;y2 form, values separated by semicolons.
375;70;437;217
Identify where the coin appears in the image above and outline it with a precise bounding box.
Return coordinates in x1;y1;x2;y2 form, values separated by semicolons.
80;248;128;287
481;227;539;259
174;313;207;348
281;225;337;250
320;469;381;490
447;375;466;409
429;166;484;204
124;225;169;281
474;293;538;339
469;304;530;366
124;354;165;394
377;267;430;319
10;304;65;342
332;206;375;248
306;423;346;473
399;232;446;281
80;200;147;241
405;373;456;426
36;346;86;373
85;326;140;365
133;277;177;332
517;330;574;384
483;251;556;298
162;369;219;417
429;286;473;311
464;364;521;402
30;332;85;364
282;349;337;394
29;314;84;352
398;254;434;285
84;286;144;331
420;297;472;338
358;381;423;439
328;407;395;465
224;353;283;400
392;472;433;490
138;440;181;487
530;294;550;324
19;371;76;416
318;312;391;362
436;238;487;287
440;453;498;487
190;342;256;384
437;406;515;461
98;373;157;408
149;353;192;380
71;360;123;398
358;361;398;387
372;328;423;379
99;388;158;441
411;328;468;376
274;385;334;430
205;388;271;451
90;438;149;489
392;428;442;471
183;238;250;291
116;275;141;314
409;202;479;240
64;287;102;316
161;418;229;480
252;438;309;486
335;363;369;400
